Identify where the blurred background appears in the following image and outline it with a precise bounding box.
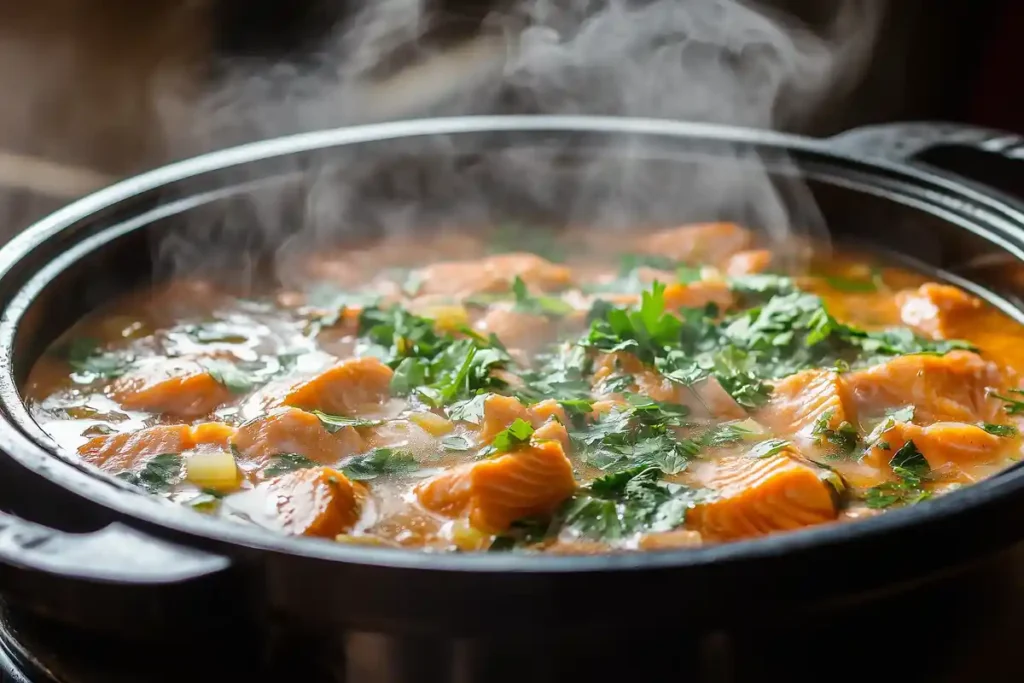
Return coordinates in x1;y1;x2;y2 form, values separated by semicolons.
0;0;1020;234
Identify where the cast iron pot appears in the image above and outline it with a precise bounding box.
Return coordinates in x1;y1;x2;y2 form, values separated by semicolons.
0;117;1023;683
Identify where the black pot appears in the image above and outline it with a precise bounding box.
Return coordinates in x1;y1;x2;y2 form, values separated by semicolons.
0;117;1023;683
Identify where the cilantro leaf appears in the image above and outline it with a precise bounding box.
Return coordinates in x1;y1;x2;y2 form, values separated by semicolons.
264;453;316;477
200;358;260;394
441;435;473;451
341;448;419;481
490;418;535;453
749;439;790;459
981;422;1018;437
511;276;574;318
58;337;133;381
989;389;1024;415
311;410;384;433
810;409;860;458
116;453;182;493
863;440;932;509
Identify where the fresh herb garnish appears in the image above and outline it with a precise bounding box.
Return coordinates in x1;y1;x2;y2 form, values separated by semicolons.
116;453;182;493
810;409;860;458
489;418;535;454
311;410;384;433
264;453;316;477
511;276;574;318
749;438;791;459
59;337;133;381
342;448;419;481
182;323;249;344
562;466;717;541
989;389;1024;415
489;517;555;551
864;440;932;509
447;393;490;424
981;422;1018;437
200;359;260;394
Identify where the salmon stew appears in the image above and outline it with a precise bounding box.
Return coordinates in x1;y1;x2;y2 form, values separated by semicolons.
25;222;1024;554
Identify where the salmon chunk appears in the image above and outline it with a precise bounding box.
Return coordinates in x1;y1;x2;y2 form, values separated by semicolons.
531;418;572;454
109;359;234;417
233;407;365;470
846;351;1001;424
724;250;772;276
690;449;838;541
415;437;576;534
416;253;574;298
896;283;982;339
759;369;856;442
863;421;1007;472
476;395;570;444
474;308;554;351
663;280;735;311
79;424;193;471
635;223;753;264
265;466;363;538
283;357;393;415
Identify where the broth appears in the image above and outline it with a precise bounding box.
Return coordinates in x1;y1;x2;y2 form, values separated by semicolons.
24;222;1024;553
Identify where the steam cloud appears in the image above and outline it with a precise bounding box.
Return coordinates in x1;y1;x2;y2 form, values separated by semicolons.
152;0;884;288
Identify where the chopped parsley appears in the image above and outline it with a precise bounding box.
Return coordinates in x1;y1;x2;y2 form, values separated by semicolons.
116;453;182;493
864;440;932;509
810;409;860;458
441;435;472;451
342;448;419;481
510;277;574;318
989;388;1024;415
981;423;1018;437
264;453;316;477
200;359;260;394
489;418;535;454
748;438;791;459
58;337;133;381
311;410;384;432
561;465;717;541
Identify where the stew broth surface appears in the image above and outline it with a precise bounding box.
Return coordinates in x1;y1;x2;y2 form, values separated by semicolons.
25;223;1024;553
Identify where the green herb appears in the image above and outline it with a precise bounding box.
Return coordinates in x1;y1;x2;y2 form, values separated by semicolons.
311;410;384;433
188;490;225;513
182;323;249;344
59;337;133;380
727;274;796;301
447;394;489;424
264;453;316;477
200;359;259;394
490;418;535;454
342;448;419;481
570;396;696;475
582;281;683;364
809;409;860;458
749;439;790;459
864;440;932;509
511;276;574;318
488;517;555;552
441;435;472;451
116;453;182;493
989;389;1024;415
562;466;717;541
981;422;1018;437
699;422;757;448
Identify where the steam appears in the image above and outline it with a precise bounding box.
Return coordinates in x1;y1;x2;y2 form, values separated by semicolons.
150;0;884;288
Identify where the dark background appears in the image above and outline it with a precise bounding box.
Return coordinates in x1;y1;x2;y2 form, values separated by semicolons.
0;0;1021;231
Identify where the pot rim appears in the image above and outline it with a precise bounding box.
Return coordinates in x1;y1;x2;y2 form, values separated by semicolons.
2;114;1024;574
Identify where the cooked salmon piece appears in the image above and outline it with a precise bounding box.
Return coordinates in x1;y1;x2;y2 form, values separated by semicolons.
415;436;576;533
531;418;571;454
896;283;982;339
845;351;1001;423
690;449;838;541
529;399;569;426
724;249;772;276
191;422;236;448
416;253;574;298
592;352;744;419
862;421;1007;472
635;223;753;264
637;529;704;550
663;280;735;311
478;394;532;442
78;424;193;472
474;307;554;351
233;406;365;471
265;466;363;537
283;357;393;416
759;369;857;442
109;359;234;418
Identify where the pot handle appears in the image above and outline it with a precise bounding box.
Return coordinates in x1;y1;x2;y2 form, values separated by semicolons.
0;508;245;635
827;121;1024;198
